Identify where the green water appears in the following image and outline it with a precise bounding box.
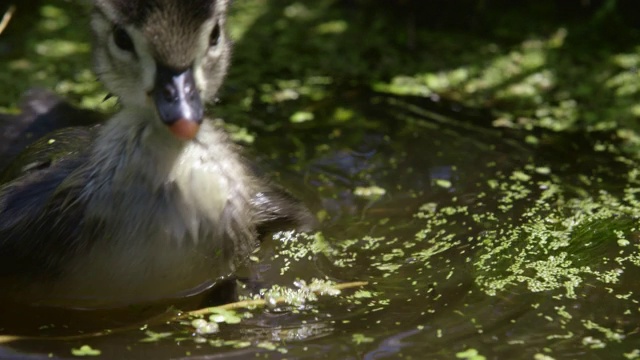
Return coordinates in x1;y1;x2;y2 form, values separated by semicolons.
2;1;640;359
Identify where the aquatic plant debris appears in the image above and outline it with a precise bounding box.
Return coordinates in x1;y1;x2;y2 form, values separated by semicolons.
353;185;387;198
124;279;369;350
186;279;367;318
207;308;243;324
456;348;486;360
139;331;173;343
191;318;219;335
352;333;374;345
300;139;640;354
70;345;101;357
474;164;640;299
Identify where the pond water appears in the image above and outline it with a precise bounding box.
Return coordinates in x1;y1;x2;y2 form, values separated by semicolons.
3;1;640;359
1;87;639;359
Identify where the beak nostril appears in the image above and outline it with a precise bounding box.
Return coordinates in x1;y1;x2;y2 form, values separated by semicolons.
163;86;176;102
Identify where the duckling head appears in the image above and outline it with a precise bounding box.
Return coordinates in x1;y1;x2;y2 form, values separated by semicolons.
91;0;230;140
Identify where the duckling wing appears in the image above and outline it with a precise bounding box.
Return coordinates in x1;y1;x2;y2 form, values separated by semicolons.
252;184;317;237
0;127;94;277
0;88;104;172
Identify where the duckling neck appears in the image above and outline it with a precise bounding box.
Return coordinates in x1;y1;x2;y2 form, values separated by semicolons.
90;108;184;188
82;108;256;244
49;108;260;306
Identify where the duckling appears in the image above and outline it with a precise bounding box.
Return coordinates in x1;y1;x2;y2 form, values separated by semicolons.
0;0;312;309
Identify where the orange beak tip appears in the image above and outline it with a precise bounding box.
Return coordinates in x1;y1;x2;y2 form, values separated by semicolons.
169;119;200;140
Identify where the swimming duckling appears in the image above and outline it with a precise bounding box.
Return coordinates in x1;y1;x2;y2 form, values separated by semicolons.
0;0;312;308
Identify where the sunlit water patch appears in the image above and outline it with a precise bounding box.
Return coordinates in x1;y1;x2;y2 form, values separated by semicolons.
2;89;640;359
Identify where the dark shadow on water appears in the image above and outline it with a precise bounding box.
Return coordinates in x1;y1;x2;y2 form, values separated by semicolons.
0;279;239;338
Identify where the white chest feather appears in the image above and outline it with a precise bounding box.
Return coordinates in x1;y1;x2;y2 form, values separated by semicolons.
50;115;258;307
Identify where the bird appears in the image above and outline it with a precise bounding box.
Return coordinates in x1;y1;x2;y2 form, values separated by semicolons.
0;0;313;309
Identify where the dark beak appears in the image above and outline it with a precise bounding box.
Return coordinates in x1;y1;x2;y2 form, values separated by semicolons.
152;65;204;140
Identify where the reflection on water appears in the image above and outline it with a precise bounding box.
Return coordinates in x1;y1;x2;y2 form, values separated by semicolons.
2;88;640;359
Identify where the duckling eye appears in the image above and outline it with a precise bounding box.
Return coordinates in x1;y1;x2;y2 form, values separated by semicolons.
209;22;221;47
113;26;135;53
